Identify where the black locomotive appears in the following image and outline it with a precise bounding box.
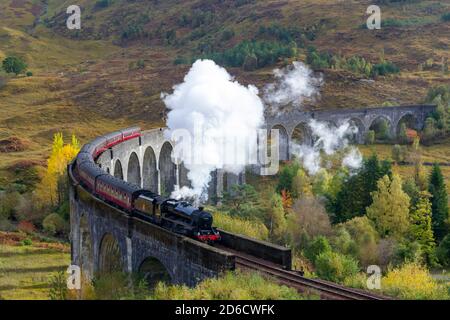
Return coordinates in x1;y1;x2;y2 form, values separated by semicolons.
73;127;220;243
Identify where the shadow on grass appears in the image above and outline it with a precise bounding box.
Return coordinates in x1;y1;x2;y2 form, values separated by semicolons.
0;266;67;273
0;249;62;258
0;283;50;291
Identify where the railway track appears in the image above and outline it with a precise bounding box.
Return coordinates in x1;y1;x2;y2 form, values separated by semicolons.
218;245;389;300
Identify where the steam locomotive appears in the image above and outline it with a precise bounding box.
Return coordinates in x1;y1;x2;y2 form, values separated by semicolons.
73;127;220;243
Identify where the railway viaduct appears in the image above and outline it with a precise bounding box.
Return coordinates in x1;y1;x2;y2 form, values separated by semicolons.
267;104;436;161
69;104;435;287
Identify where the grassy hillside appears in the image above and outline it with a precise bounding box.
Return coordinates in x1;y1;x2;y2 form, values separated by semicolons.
0;0;449;174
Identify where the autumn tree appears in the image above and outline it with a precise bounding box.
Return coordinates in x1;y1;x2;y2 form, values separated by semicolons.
428;164;449;241
222;184;262;219
276;161;300;196
330;154;391;223
312;168;330;196
409;137;427;191
264;193;287;242
367;174;410;239
286;197;332;250
291;168;312;199
36;133;80;208
408;191;436;265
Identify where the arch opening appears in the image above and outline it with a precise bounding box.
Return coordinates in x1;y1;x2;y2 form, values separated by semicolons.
98;233;123;274
159;142;176;196
291;123;312;147
369;116;392;142
397;114;419;136
127;152;141;186
270;125;289;161
138;257;171;289
143;147;158;192
113;160;123;180
347;118;365;144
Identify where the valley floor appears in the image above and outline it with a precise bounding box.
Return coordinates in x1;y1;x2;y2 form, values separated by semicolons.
0;232;70;300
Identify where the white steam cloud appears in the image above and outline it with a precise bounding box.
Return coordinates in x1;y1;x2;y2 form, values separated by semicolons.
162;59;265;202
263;61;322;112
291;120;362;175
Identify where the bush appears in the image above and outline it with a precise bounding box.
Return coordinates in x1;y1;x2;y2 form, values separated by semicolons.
286;197;332;250
393;241;423;266
314;251;359;283
152;271;304;300
95;0;111;9
382;263;448;299
436;234;450;266
303;236;332;263
17;221;36;234
441;13;450;22
276;161;300;195
372;61;400;77
2;56;27;75
21;238;32;246
43;213;66;236
212;210;269;240
342;216;379;266
26;71;33;77
365;130;375;145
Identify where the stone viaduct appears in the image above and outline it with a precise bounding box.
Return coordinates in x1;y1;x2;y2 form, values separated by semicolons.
266;104;435;160
69;104;435;287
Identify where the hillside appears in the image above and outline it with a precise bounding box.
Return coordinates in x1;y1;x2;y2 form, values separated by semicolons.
0;0;449;175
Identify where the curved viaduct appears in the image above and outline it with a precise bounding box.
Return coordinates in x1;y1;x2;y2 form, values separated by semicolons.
69;104;434;287
69;128;287;287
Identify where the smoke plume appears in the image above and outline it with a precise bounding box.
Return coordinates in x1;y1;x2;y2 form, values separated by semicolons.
263;61;322;112
291;120;362;175
162;59;265;201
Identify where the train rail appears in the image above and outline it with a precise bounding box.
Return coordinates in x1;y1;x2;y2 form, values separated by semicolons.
216;245;389;300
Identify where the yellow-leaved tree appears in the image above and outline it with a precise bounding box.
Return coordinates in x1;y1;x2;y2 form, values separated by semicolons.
37;133;80;207
367;174;411;239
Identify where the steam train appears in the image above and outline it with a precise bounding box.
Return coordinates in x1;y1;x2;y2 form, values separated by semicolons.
73;127;220;243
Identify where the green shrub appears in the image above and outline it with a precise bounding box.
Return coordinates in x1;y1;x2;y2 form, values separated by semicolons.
393;241;423;266
436;234;450;266
315;251;359;283
2;56;27;75
365;130;375;144
212;210;269;240
303;236;332;263
26;71;33;77
441;13;450;22
94;0;111;9
21;238;32;246
48;271;68;300
43;213;66;236
372;61;400;76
